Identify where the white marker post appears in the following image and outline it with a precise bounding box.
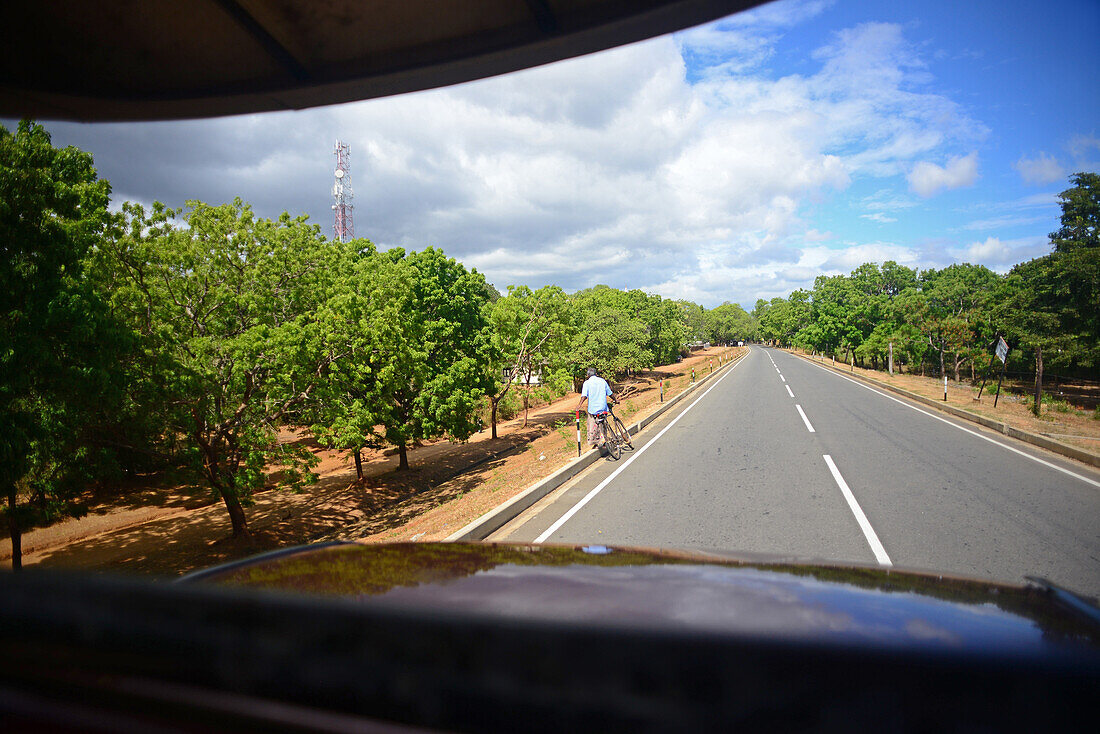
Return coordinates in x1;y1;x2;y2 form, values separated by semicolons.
659;379;664;402
575;410;582;457
944;375;948;401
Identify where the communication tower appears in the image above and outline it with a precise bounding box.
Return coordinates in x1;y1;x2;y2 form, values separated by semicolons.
332;140;354;242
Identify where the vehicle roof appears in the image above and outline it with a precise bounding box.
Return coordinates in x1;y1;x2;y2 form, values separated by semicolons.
0;0;763;121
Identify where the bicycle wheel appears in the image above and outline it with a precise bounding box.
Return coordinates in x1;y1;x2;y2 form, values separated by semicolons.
602;420;621;460
612;415;633;450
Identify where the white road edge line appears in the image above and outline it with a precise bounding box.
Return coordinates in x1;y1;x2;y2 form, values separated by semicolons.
533;347;752;543
802;358;1100;489
786;385;794;398
795;404;816;433
823;455;892;566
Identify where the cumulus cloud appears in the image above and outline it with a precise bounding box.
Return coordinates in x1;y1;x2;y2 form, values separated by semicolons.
908;152;979;197
1013;152;1063;185
948;236;1050;270
26;3;994;307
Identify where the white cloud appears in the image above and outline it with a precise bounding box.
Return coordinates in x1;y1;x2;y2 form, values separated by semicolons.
1013;152;1063;185
908;152;979;197
860;212;897;223
948;236;1050;270
31;5;1001;307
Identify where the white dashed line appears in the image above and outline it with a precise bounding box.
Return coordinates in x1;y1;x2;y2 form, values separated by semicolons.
785;385;794;398
795;404;815;433
823;455;892;566
801;358;1100;489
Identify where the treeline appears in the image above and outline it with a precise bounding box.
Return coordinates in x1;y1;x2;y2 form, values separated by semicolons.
1;122;753;563
753;172;1100;408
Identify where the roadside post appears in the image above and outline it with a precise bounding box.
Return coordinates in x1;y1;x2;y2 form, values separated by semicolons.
575;410;581;457
992;336;1009;407
944;375;948;401
691;368;695;384
659;379;664;402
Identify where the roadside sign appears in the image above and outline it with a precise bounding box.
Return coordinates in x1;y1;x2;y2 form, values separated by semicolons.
995;336;1009;364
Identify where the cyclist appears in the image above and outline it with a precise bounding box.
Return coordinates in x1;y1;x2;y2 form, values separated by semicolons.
577;367;615;448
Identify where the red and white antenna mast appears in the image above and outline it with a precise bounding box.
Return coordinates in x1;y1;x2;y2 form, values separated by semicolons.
332;139;354;242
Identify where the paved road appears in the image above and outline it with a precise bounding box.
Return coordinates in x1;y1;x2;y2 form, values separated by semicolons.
497;346;1100;597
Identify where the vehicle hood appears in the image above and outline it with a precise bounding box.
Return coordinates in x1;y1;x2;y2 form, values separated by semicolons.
185;542;1099;657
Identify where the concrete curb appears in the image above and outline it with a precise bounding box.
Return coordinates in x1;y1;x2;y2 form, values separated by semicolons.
787;350;1100;470
446;351;746;541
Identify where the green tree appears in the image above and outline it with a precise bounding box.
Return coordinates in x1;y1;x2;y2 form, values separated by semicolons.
1050;172;1100;254
486;284;573;437
997;173;1100;411
1;121;117;569
377;247;494;469
629;290;687;365
306;241;415;480
571;286;653;379
100;200;338;538
706;302;754;345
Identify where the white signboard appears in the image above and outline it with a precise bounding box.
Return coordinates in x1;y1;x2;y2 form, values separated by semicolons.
995;336;1009;364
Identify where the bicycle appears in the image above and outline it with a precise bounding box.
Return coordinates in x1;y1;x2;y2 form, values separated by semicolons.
606;401;633;451
592;410;621;460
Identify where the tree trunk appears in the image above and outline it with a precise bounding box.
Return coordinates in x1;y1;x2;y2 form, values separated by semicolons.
490;398;498;439
522;381;531;427
954;354;961;382
354;448;364;482
939;345;945;379
398;441;409;471
219;489;251;539
7;485;21;571
1033;344;1044;416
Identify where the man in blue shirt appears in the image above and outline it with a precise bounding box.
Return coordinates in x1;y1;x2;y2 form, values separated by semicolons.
577;367;614;448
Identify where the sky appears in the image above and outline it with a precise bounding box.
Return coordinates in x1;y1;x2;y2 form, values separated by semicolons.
16;0;1100;309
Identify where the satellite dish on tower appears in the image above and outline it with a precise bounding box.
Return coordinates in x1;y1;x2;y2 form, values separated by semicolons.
335;169;345;178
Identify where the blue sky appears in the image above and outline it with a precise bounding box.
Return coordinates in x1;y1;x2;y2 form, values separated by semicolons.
21;0;1100;308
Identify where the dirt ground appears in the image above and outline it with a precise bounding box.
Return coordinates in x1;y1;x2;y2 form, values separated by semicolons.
2;347;740;578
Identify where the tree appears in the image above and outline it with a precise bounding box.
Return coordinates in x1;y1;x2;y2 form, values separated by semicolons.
1;121;116;569
306;241;415;480
1050;172;1100;254
918;264;999;380
571;286;653;379
100;200;338;538
375;247;494;469
486;285;573;437
997;173;1100;411
705;302;754;345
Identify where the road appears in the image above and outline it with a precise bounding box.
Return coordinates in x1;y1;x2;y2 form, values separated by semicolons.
495;346;1100;598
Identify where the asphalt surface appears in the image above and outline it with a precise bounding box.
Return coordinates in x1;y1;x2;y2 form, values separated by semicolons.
498;346;1100;598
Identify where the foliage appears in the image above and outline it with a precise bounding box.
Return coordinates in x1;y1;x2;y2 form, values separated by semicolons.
0;121;121;568
486;285;573;436
98;199;339;537
373;247;495;469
